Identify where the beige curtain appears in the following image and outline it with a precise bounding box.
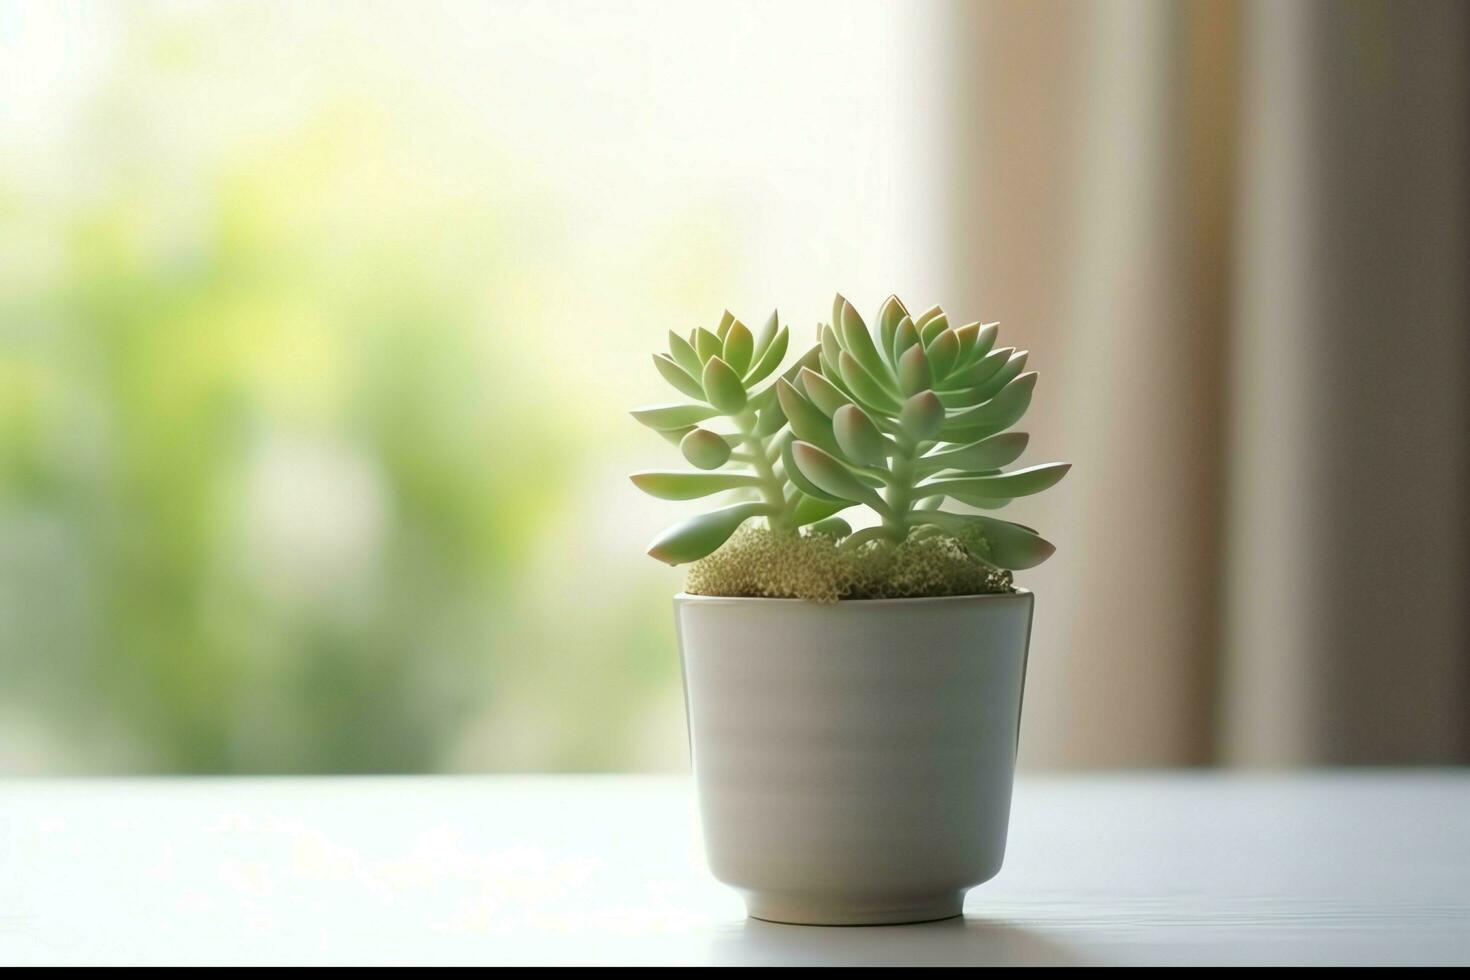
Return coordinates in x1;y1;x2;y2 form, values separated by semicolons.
944;0;1469;767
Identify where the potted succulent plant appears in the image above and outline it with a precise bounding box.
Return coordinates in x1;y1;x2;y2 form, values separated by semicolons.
631;295;1068;926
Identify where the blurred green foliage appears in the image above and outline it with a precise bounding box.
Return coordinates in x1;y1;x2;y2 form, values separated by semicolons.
0;4;687;772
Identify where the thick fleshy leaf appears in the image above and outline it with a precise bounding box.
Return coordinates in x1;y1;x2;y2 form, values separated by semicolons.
807;516;853;538
938;350;1027;407
897;343;932;396
891;316;920;364
723;320;754;375
667;330;703;378
781;434;841;502
955;321;999;368
776;377;840;454
838;351;901;413
969;350;1028;403
797;366;851;417
657;424;696;447
900;390;944;441
942;345;1012;392
918;432;1029;474
753;395;787;437
791;441;888;511
701;356;747;413
820;323;843;370
694;327;723;363
935;492;1012;509
833;404;888;467
631;403;720;430
926;329;960;380
914;305;945;331
920;462;1069;501
782;343;821;383
877;295;908;366
646;502;771;565
630;470;761;500
919;313;949;346
839;297;894;391
818;350;853;399
911;511;1057;570
653;353;704;400
680;428;732;469
744;326;789;385
792;494;855;528
752;310;779;359
941;372;1036;441
715;309;734;340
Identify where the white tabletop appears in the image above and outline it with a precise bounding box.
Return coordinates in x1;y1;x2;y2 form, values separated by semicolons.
1;773;1466;966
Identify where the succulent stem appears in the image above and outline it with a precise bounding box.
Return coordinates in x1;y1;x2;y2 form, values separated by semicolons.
879;435;922;541
736;409;794;533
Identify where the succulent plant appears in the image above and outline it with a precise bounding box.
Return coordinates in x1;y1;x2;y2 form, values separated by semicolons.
776;294;1069;570
630;310;851;563
631;296;1068;577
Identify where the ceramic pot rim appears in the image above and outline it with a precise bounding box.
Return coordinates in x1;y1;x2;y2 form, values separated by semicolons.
674;589;1032;607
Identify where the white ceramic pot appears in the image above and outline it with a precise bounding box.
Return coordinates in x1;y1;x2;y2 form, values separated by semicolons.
675;591;1033;926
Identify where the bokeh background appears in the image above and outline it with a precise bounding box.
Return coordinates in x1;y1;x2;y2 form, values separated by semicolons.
2;0;1465;774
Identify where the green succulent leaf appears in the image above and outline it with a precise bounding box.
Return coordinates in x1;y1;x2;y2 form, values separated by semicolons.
715;310;735;340
918;432;1029;474
926;329;960;380
833;404;889;467
646;502;772;565
914;305;945;331
877;295;908;366
657;424;696;447
781;434;842;502
694;327;723;363
838;351;901;413
838;296;893;390
807;516;853;538
819;323;844;371
911;511;1057;570
723;320;754;375
790;441;889;512
797;366;852;417
753;395;788;437
630;470;762;500
775;377;840;454
783;342;822;382
792;494;856;528
942;345;1012;391
920;462;1070;501
919;313;949;346
900;390;944;442
942;372;1037;441
954;321;998;368
667;331;703;378
680;427;732;469
744;326;789;385
752;309;780;360
922;486;1012;509
701;356;747;413
897;343;932;396
891;315;920;365
653;353;704;400
969;350;1028;403
631;403;720;431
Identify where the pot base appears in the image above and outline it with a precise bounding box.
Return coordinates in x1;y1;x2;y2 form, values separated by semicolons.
744;890;967;927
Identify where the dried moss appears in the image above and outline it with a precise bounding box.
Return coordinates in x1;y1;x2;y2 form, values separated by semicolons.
685;523;1015;603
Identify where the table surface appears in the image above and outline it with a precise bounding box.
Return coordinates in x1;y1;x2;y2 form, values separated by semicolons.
1;772;1466;966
